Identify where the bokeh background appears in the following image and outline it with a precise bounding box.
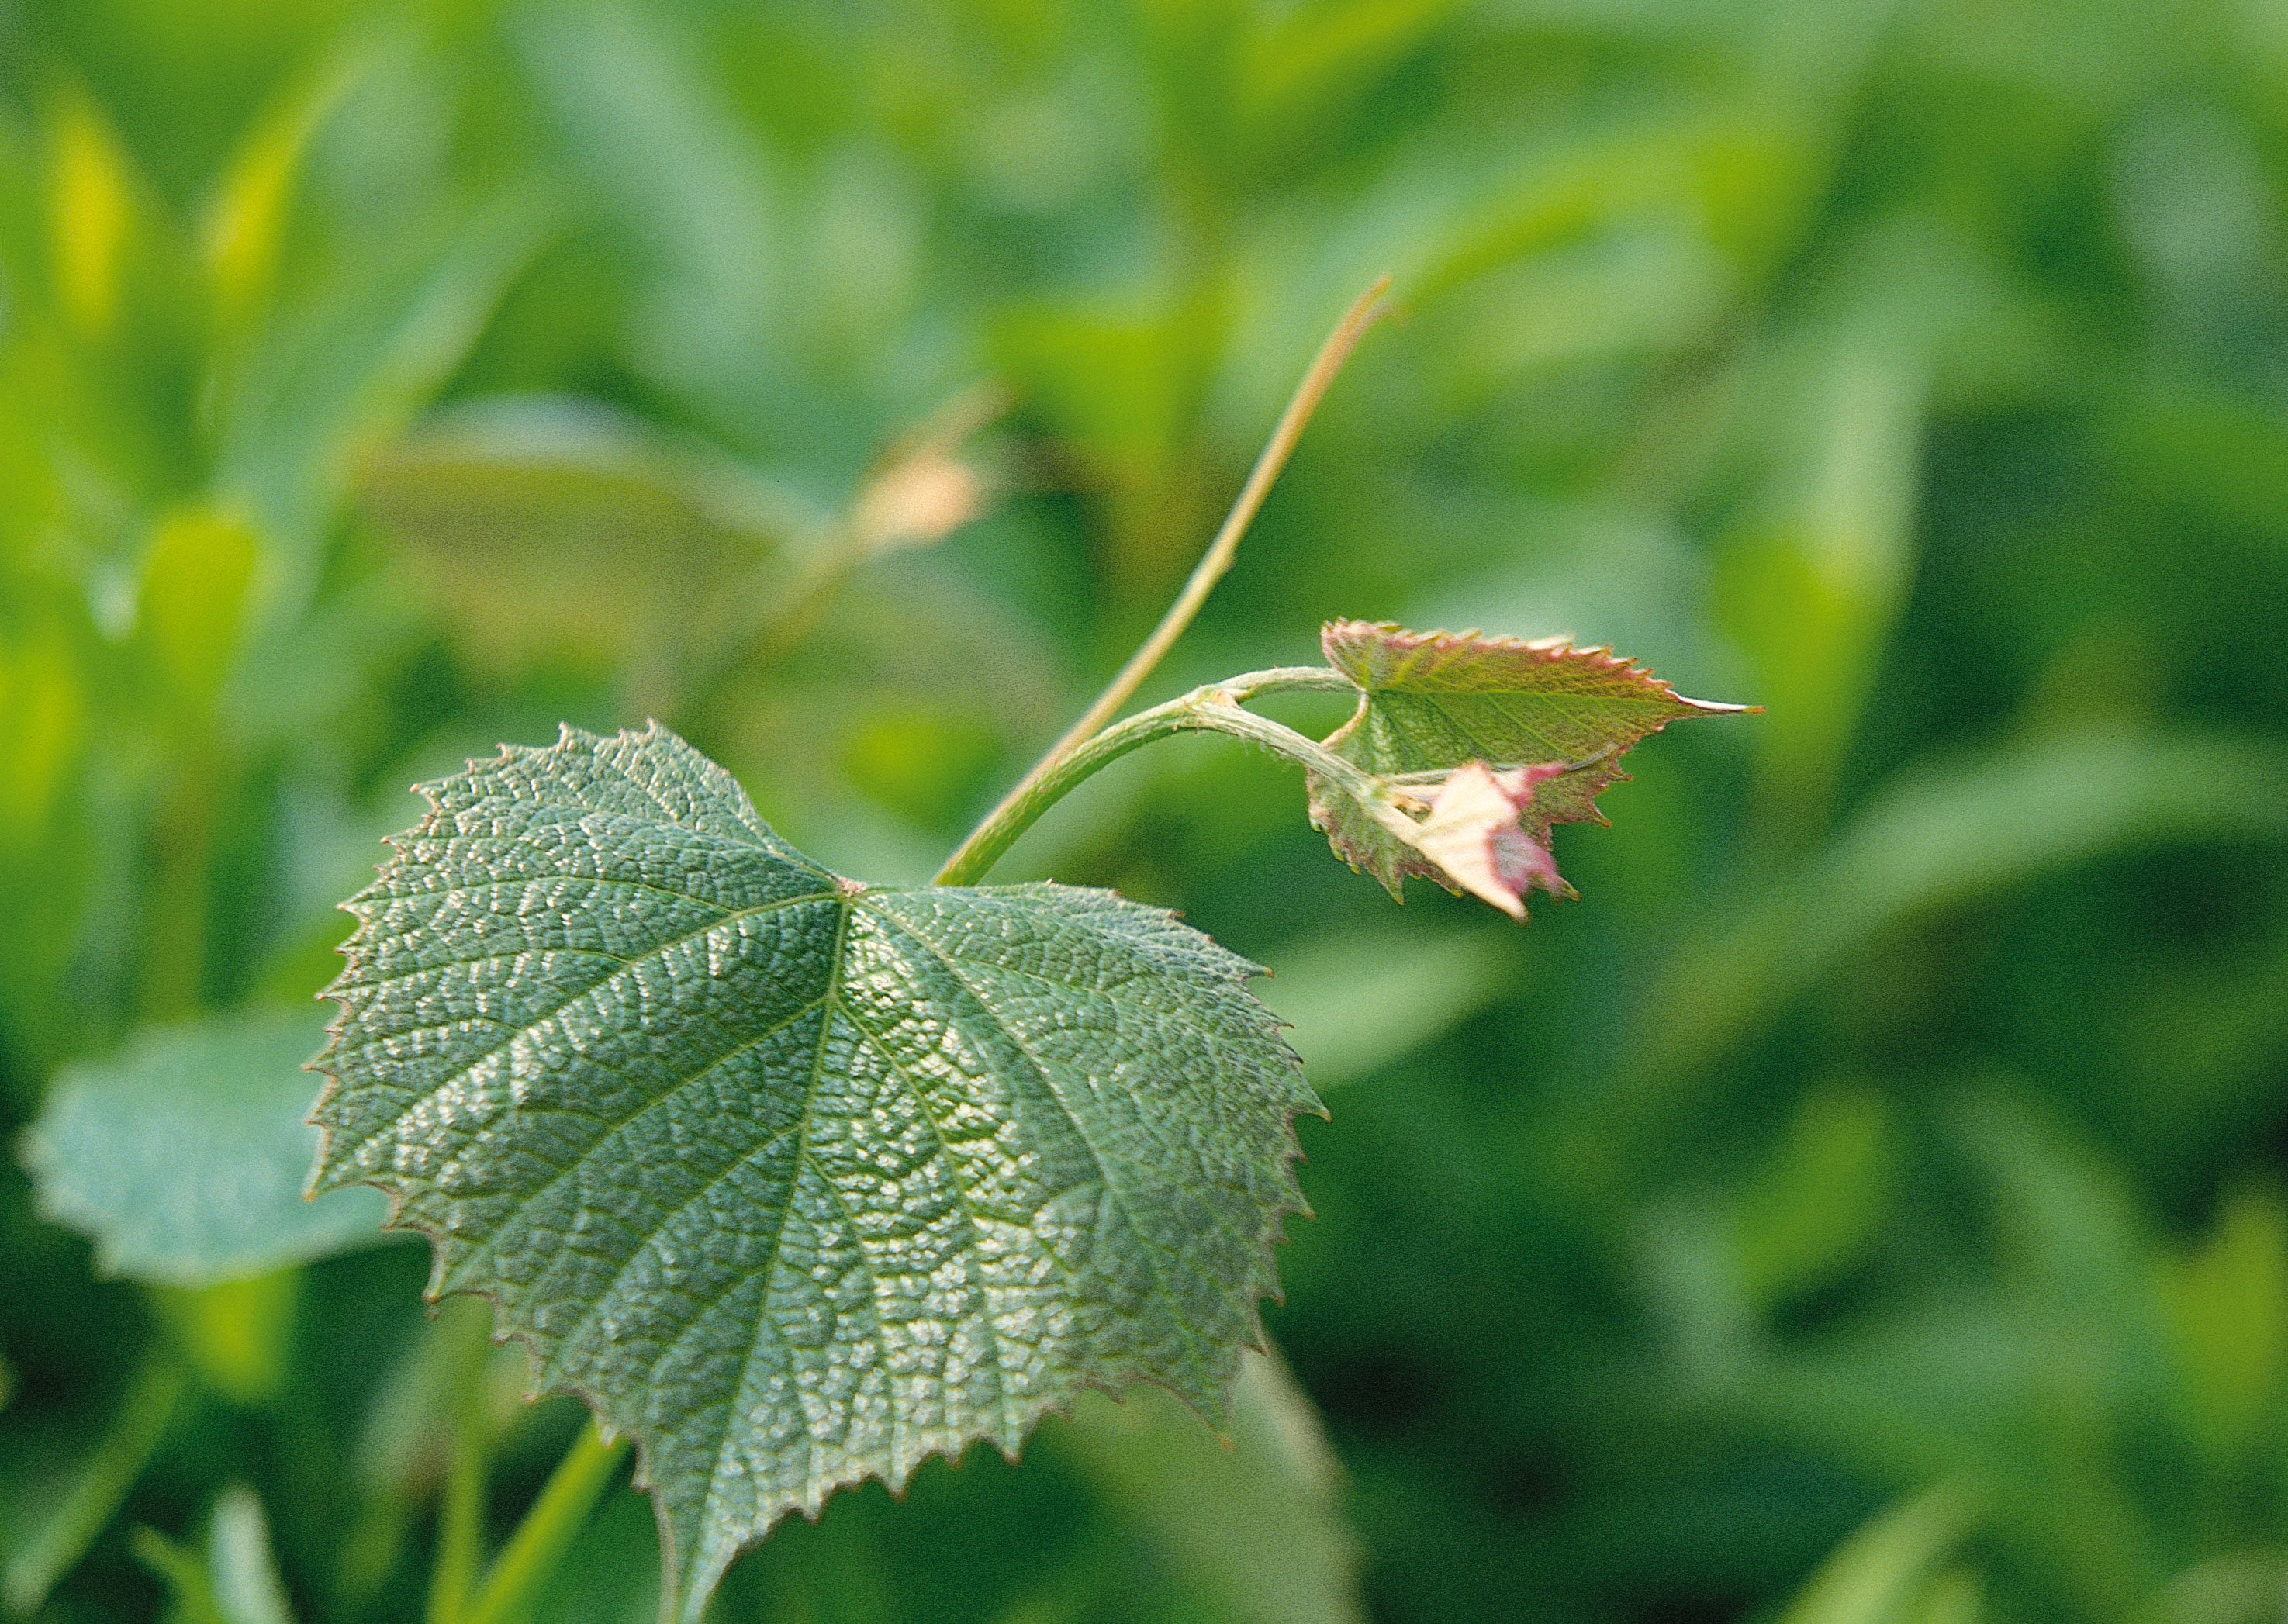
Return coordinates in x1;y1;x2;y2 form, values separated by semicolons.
5;0;2288;1620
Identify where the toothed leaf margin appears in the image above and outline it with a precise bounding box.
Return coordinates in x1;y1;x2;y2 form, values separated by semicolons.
1308;620;1749;900
309;722;1320;1623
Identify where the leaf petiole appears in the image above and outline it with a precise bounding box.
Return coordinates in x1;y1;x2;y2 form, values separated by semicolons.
4;1357;186;1616
934;667;1374;886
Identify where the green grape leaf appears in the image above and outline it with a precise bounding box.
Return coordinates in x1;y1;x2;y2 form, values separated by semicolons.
309;724;1318;1624
1308;620;1751;904
18;1010;394;1287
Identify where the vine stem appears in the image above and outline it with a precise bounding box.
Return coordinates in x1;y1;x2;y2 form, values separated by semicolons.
934;668;1369;886
937;275;1391;886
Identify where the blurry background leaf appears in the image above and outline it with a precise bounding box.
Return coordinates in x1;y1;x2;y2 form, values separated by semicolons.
18;1008;396;1288
1626;727;2288;1101
1769;1487;1975;1624
358;394;806;690
1255;923;1519;1091
1050;1349;1364;1624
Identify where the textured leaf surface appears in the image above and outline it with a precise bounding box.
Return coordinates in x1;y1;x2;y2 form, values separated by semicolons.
19;1010;392;1287
310;724;1317;1623
1310;620;1749;899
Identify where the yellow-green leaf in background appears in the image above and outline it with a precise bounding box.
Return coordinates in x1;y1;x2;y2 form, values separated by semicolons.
137;505;260;708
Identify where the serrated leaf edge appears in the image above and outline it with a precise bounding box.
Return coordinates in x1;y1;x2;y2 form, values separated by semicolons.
1305;620;1751;908
1320;617;1753;713
303;722;1322;1623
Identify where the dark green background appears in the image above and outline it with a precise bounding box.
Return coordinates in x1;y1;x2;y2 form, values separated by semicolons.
4;0;2287;1620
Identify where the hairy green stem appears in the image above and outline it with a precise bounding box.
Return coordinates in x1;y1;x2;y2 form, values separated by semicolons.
941;277;1390;886
935;668;1369;886
460;1420;628;1624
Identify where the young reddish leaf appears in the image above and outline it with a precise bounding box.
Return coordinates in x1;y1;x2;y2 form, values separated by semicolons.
1319;618;1746;774
1391;761;1576;921
1309;620;1751;906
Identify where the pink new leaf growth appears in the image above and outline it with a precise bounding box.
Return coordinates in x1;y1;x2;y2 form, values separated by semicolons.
1389;760;1577;921
1305;619;1754;907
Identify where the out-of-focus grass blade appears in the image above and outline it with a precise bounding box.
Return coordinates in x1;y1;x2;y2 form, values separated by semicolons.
334;1297;508;1612
218;192;555;601
1770;1485;1974;1624
2158;1180;2288;1475
1240;0;1462;157
352;1295;500;1500
126;1484;299;1624
1714;327;1924;845
44;85;135;340
132;1525;231;1624
1407;127;1692;302
3;1357;185;1616
203;47;366;331
1733;1083;1896;1313
1944;1087;2156;1335
207;1485;296;1624
36;76;207;387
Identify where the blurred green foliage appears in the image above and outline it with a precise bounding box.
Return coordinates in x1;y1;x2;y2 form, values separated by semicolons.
2;0;2286;1620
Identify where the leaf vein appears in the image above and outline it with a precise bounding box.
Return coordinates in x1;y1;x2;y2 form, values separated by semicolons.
831;995;1030;1441
854;900;1235;1353
332;890;838;1180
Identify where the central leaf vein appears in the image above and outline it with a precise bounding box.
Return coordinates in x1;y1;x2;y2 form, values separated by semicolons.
701;890;857;1532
